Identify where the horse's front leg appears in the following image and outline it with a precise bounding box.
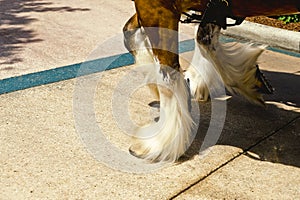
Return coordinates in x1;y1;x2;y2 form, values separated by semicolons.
126;0;194;162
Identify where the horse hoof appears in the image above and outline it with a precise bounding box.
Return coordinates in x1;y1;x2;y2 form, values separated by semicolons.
148;101;160;108
255;65;274;94
154;117;159;122
129;144;147;159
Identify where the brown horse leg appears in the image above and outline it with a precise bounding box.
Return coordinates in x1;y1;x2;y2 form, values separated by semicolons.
133;0;181;70
128;0;194;162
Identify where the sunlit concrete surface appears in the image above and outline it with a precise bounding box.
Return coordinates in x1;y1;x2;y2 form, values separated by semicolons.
0;0;299;199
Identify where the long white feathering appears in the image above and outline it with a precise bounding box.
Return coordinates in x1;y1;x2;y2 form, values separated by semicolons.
184;41;216;102
215;42;266;105
125;27;195;162
186;24;267;105
131;61;194;162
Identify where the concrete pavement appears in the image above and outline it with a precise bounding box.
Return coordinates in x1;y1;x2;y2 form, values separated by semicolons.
1;0;300;199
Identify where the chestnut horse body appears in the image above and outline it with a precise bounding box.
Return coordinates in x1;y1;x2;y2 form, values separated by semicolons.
123;0;299;162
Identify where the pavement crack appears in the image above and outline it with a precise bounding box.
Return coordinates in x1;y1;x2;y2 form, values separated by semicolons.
169;115;300;199
169;152;244;199
241;115;300;153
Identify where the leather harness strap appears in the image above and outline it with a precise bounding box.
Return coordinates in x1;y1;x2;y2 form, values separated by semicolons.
181;0;245;29
200;0;244;29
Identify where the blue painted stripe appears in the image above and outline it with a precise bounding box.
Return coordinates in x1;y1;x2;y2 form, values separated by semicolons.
179;39;195;53
0;53;134;95
267;47;300;58
0;37;299;95
0;41;194;95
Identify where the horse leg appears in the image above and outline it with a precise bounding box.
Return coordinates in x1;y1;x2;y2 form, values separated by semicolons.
186;23;271;105
185;24;226;102
123;13;159;100
128;0;194;162
123;13;154;65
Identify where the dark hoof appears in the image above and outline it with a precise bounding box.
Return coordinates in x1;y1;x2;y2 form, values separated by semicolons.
129;147;141;158
255;65;274;94
154;117;159;122
129;145;145;159
148;101;160;108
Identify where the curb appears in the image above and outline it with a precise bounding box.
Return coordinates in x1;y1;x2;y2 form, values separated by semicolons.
222;20;300;52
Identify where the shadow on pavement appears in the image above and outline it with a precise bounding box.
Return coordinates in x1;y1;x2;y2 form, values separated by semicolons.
0;0;90;65
184;70;300;168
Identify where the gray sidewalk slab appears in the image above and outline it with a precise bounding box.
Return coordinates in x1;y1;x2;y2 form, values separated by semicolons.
0;0;195;80
174;118;300;200
0;0;135;79
1;49;299;199
0;65;239;199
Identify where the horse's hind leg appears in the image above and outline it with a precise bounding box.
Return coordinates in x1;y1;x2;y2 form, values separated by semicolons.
123;14;154;64
186;23;272;105
128;0;194;162
123;13;159;99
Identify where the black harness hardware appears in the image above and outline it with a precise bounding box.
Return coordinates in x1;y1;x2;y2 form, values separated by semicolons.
180;12;203;23
180;0;245;29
